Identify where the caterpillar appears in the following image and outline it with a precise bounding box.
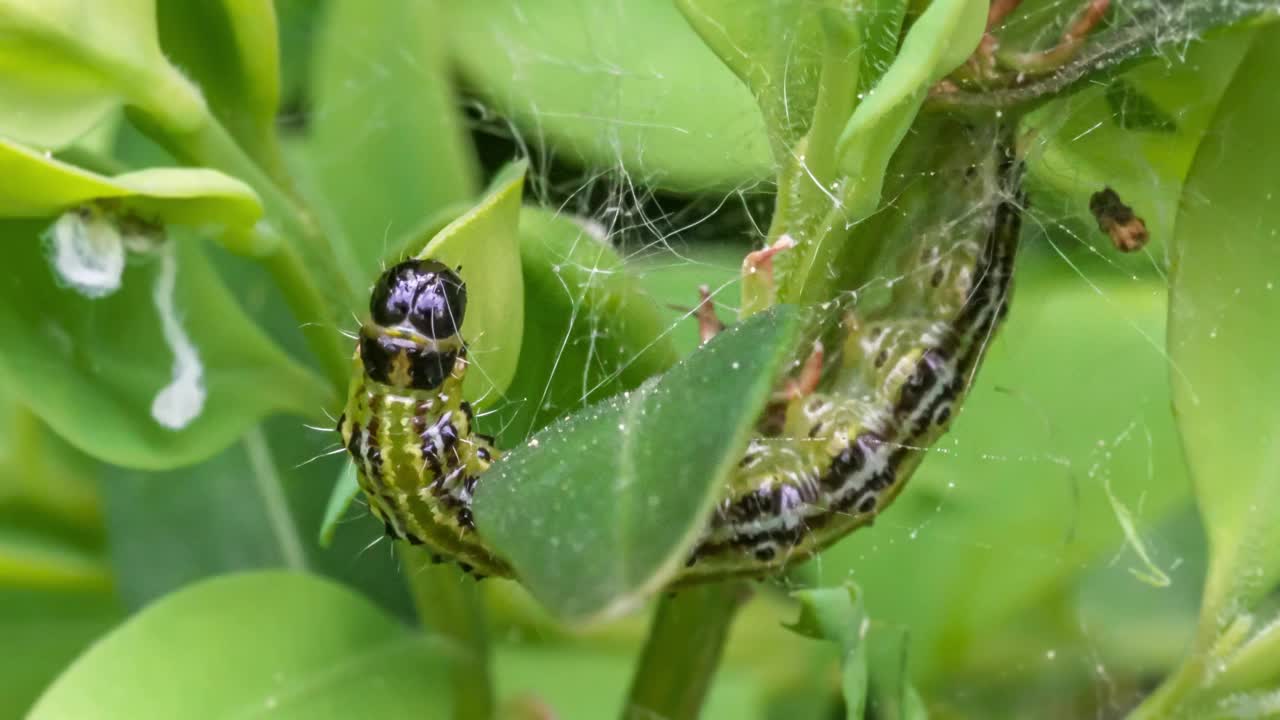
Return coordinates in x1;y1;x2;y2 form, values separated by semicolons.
337;125;1024;585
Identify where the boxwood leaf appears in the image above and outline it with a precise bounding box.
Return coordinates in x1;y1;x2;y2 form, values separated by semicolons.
486;206;680;446
302;0;479;286
785;583;870;719
0;219;330;469
450;0;771;191
0;138;264;252
28;571;454;720
473;304;799;624
0;0;206;148
408;160;528;404
676;0;844;161
1169;27;1280;621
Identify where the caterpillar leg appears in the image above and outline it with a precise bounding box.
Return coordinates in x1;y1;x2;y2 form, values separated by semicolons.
776;342;825;402
743;236;796;285
968;0;1024;79
740;235;797;310
1004;0;1110;72
695;284;725;344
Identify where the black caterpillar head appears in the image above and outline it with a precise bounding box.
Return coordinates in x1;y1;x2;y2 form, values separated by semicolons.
370;260;467;339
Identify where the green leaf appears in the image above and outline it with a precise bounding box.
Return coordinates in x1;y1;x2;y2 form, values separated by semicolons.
0;138;263;244
676;0;848;163
98;414;416;619
0;220;330;470
786;584;870;719
156;0;285;177
473;304;799;624
28;571;454;720
450;0;771;191
412;160;528;404
98;428;306;608
1169;25;1280;621
0;0;207;148
319;461;359;548
486;207;680;446
1104;80;1178;133
302;0;480;285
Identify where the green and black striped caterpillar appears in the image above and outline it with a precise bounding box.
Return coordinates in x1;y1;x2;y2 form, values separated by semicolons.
337;126;1024;585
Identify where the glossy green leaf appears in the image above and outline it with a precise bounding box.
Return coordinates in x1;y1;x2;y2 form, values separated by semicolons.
785;584;870;719
486;207;680;446
1169;26;1280;620
0;138;262;232
0;220;330;469
98;416;414;621
474;304;799;624
1104;80;1178;133
28;571;454;720
303;0;479;285
0;0;207;148
676;0;850;162
98;428;305;608
450;0;771;191
156;0;284;177
412;160;527;403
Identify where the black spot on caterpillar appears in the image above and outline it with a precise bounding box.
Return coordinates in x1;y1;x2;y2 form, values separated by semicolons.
338;127;1025;585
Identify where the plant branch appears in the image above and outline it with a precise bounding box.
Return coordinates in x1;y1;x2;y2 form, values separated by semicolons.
401;546;495;720
622;582;752;720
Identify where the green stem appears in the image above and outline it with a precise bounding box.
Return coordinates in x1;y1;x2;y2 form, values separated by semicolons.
622;582;752;720
401;546;495;720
